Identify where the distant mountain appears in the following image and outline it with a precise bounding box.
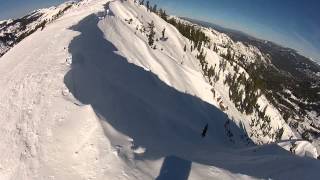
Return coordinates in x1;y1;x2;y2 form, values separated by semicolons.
0;0;320;179
0;1;75;57
184;15;320;148
183;17;320;74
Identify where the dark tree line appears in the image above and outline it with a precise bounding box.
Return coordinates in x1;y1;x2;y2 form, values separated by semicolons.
166;18;210;51
146;1;212;80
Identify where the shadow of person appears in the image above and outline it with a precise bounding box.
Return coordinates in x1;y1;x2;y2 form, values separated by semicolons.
64;13;320;180
156;156;191;180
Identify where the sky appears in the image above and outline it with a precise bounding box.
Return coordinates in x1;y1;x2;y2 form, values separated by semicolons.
151;0;320;63
0;0;68;20
0;0;319;62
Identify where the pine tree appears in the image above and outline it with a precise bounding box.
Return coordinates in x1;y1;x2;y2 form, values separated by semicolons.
146;1;150;10
226;48;232;60
261;105;268;118
275;127;284;141
147;21;155;46
197;42;202;52
152;4;157;13
213;43;218;52
159;8;168;20
184;44;187;52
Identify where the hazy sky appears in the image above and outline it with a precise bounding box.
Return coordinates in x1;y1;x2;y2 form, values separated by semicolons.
0;0;68;20
151;0;320;62
0;0;319;62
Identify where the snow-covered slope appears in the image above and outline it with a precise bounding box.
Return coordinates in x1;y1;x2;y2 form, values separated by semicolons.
0;0;319;179
0;1;75;57
167;16;318;153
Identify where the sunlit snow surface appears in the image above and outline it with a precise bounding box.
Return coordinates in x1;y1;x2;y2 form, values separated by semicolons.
0;0;319;179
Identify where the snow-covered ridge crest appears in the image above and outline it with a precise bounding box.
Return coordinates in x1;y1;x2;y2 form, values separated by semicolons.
174;17;269;65
0;1;77;57
79;0;319;160
0;0;319;179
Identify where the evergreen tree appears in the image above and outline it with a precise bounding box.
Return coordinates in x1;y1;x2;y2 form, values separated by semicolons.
213;43;218;52
208;66;214;77
146;1;150;10
152;4;157;13
261;105;268;118
275;127;284;141
226;48;232;60
184;44;187;52
197;42;202;52
159;9;168;20
147;21;155;46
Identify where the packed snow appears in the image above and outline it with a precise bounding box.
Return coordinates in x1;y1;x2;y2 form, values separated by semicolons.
0;0;319;179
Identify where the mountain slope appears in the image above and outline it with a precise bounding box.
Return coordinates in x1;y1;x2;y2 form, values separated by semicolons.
0;1;75;57
184;17;320;152
0;0;319;179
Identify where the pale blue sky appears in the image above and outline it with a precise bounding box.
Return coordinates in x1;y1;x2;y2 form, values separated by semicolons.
0;0;68;20
0;0;319;62
152;0;320;62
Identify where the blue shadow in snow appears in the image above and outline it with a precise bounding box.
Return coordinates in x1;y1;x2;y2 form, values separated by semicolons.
64;12;320;180
156;156;191;180
65;13;239;160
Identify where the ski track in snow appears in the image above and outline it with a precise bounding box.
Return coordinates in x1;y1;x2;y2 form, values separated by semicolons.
0;0;319;179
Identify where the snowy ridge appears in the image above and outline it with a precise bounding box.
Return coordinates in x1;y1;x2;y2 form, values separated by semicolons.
168;17;311;147
0;1;76;57
176;17;269;65
0;0;319;179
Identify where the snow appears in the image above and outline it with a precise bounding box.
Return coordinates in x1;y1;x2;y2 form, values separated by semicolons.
202;39;295;144
0;1;77;57
0;0;320;179
278;140;318;158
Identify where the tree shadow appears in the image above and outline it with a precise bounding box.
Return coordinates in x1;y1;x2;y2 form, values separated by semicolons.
156;156;191;180
64;13;320;179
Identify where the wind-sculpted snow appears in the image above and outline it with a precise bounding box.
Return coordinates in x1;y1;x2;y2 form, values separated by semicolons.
0;0;320;179
66;13;238;158
64;12;320;179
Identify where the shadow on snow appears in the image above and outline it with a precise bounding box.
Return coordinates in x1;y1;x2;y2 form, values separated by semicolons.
65;13;320;179
156;156;191;180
